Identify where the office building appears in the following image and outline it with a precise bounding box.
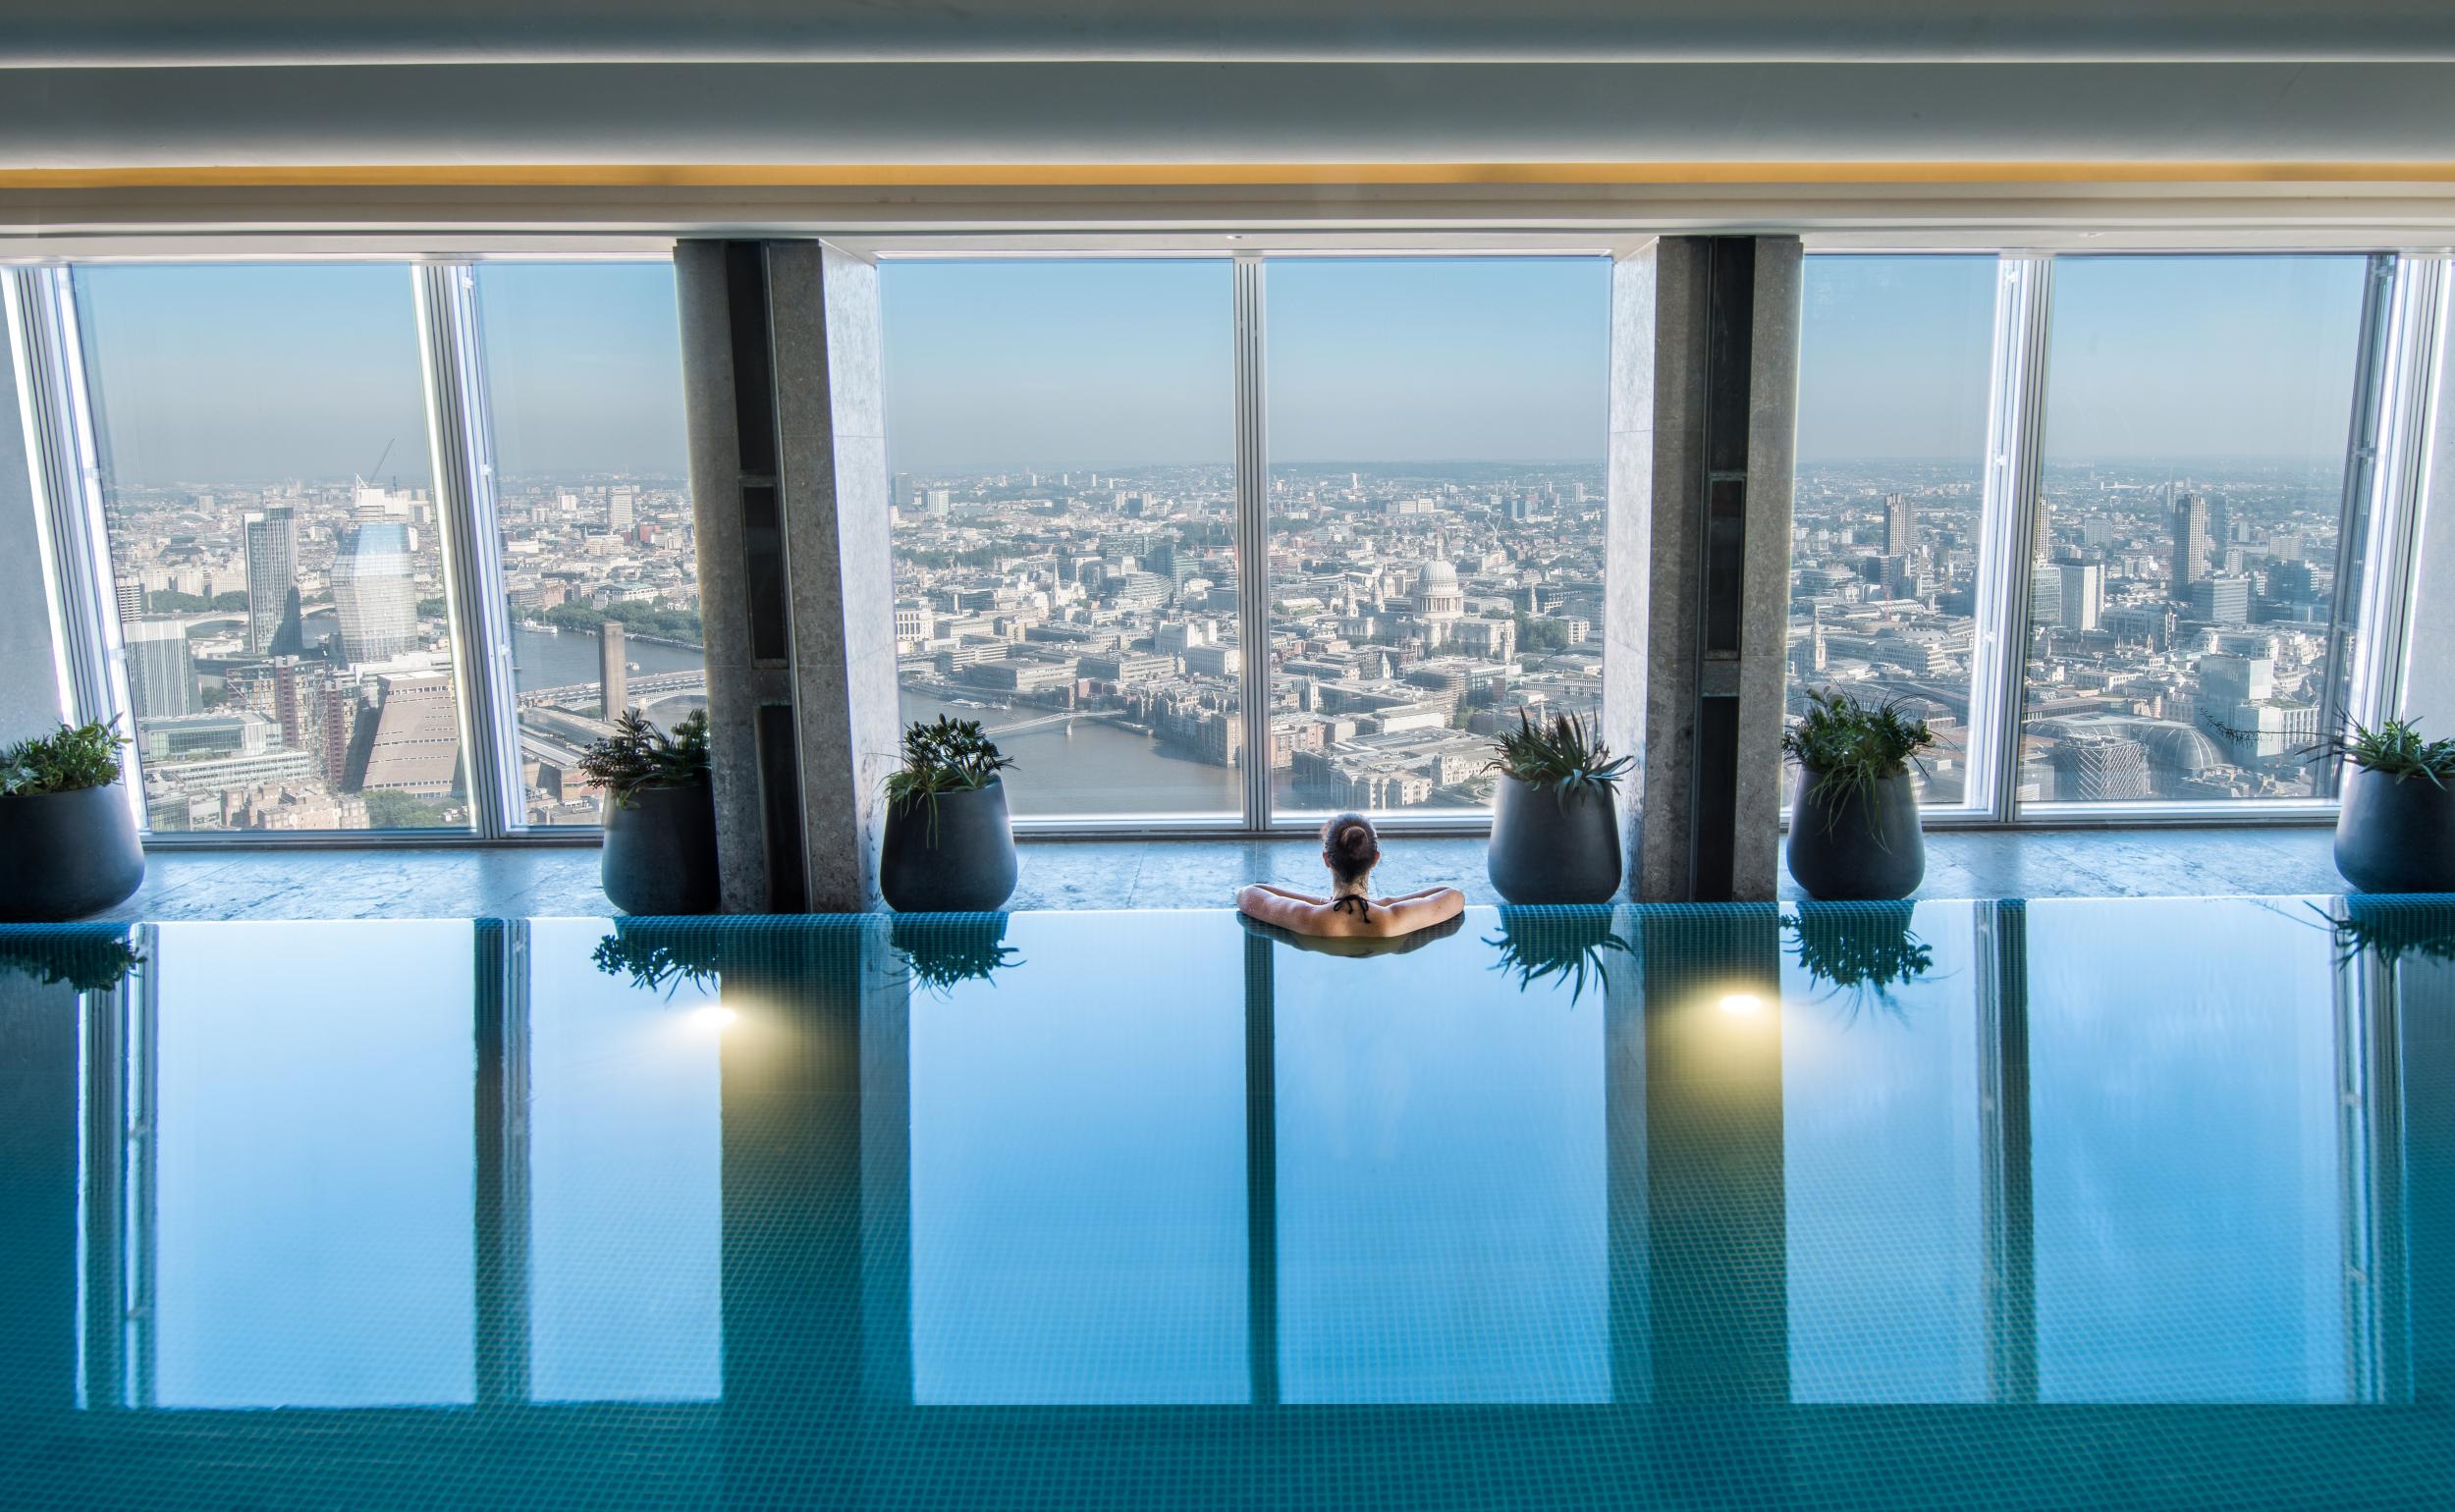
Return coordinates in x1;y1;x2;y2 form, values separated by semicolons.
330;521;420;664
122;617;196;720
2172;490;2211;592
243;506;302;656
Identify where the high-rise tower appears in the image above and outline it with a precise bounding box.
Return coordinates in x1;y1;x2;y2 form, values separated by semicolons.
123;618;196;719
1882;493;1916;557
244;507;302;656
330;521;419;664
2171;490;2210;593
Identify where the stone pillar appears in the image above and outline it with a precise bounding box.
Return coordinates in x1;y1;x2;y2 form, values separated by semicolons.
1604;237;1802;902
678;242;900;913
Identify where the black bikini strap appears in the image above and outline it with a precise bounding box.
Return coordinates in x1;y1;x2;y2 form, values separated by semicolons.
1329;894;1371;921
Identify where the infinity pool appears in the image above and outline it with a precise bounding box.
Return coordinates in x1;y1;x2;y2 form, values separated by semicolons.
1;898;2451;1509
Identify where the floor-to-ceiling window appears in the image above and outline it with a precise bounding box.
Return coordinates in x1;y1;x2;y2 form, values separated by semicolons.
472;262;697;827
2016;256;2373;806
1261;257;1610;820
877;259;1241;821
1786;256;1999;811
77;264;467;833
21;243;2433;845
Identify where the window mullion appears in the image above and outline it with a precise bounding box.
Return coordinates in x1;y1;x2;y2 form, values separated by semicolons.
2342;254;2443;740
1970;254;2053;824
2310;255;2402;797
1232;253;1272;833
6;266;146;821
412;262;523;839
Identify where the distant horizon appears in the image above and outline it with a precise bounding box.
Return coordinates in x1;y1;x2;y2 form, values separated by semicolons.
71;255;2371;488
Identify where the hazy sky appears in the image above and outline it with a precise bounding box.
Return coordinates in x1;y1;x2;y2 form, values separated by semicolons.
73;252;2372;489
879;256;1611;472
1797;253;2369;462
2040;254;2367;464
477;262;688;481
1796;255;1997;462
79;263;436;490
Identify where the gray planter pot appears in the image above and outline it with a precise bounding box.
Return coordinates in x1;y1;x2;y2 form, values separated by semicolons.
601;782;722;915
1786;768;1925;901
2334;765;2455;893
881;780;1018;912
1487;773;1623;904
0;783;145;921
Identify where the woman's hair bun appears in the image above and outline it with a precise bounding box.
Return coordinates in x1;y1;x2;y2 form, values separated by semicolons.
1323;812;1380;878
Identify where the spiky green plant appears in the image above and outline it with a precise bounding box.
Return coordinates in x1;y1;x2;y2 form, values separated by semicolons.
577;709;711;808
1484;710;1632;802
884;717;1015;844
2302;717;2455;788
0;719;127;797
1782;688;1934;838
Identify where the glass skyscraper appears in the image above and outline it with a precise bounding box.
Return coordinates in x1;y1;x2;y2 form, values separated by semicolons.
244;506;302;656
331;520;419;664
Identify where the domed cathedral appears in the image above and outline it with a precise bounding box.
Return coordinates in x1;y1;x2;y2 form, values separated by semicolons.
1409;540;1466;648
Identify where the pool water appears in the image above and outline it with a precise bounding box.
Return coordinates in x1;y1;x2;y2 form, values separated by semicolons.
1;897;2452;1509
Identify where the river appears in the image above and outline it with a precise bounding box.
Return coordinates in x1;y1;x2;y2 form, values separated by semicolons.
897;689;1240;818
328;610;1234;817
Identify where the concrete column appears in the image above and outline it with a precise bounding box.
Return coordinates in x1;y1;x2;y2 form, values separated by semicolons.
679;242;900;913
1604;237;1801;902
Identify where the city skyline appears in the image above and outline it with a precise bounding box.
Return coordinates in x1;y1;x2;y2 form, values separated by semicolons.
73;252;2379;829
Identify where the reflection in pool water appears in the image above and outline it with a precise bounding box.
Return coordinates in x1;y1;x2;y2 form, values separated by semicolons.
1;897;2451;1508
1781;901;1937;1022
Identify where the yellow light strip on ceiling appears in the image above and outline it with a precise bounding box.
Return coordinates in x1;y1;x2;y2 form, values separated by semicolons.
3;161;2455;190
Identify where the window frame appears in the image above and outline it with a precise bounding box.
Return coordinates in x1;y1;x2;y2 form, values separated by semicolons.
12;242;2443;846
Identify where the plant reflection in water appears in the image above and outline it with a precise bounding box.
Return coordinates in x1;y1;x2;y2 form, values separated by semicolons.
2319;894;2455;969
0;922;144;991
1782;901;1936;1024
1481;906;1631;1006
891;913;1023;997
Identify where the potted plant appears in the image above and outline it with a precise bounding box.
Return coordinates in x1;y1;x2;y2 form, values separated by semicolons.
1782;688;1934;900
1484;710;1632;904
0;720;144;921
880;717;1018;912
579;709;720;915
2312;718;2455;893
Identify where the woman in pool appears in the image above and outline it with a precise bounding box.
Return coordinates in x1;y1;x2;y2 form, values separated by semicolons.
1235;813;1467;940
